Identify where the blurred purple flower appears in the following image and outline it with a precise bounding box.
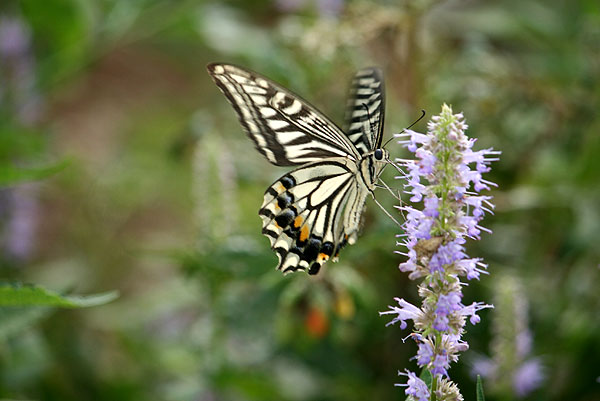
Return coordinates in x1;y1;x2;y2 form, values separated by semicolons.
471;357;496;378
513;359;544;397
0;16;42;125
0;17;31;56
0;15;43;264
3;184;39;261
275;0;344;17
515;329;532;357
472;274;544;398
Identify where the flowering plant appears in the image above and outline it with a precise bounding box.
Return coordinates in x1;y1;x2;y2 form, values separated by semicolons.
472;273;544;398
381;104;500;400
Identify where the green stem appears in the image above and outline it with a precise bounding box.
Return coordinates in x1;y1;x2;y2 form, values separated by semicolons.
430;330;443;401
430;368;438;401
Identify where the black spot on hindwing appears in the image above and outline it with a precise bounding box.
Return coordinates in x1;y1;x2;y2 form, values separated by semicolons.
303;238;321;261
275;210;295;228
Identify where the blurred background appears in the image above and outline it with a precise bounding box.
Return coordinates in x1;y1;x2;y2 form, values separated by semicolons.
1;0;599;400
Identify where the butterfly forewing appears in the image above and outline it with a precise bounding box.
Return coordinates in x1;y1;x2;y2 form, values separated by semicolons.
207;63;361;166
343;68;385;154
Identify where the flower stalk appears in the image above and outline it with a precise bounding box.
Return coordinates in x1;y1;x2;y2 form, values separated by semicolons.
472;273;544;398
381;104;500;400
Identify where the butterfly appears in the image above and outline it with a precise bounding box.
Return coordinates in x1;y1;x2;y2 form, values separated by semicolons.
207;63;389;275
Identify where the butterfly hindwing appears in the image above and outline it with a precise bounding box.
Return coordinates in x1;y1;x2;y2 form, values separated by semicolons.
207;63;361;166
343;68;385;154
259;159;364;275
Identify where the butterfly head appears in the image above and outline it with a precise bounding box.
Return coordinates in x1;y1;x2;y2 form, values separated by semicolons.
360;148;389;189
373;148;390;179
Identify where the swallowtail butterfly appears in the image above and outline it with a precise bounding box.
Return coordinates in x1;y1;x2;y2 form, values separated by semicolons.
207;63;388;275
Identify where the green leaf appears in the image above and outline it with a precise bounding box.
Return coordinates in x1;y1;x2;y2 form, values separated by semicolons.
419;368;433;389
0;283;118;308
476;375;486;401
0;160;70;187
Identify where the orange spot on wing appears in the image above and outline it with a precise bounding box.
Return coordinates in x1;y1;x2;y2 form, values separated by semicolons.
277;183;286;193
318;253;329;262
294;216;303;228
300;225;309;242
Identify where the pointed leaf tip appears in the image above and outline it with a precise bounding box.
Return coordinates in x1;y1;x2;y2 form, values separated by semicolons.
476;375;486;401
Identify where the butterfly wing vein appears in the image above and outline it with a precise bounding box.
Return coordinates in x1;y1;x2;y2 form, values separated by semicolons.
258;160;365;274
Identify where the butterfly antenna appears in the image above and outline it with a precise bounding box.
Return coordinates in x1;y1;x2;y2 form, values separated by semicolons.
403;109;426;132
381;109;427;148
370;110;427;226
382;136;395;148
386;158;406;176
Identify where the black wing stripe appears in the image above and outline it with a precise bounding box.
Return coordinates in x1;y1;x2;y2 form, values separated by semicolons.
260;172;352;234
343;67;386;155
211;73;284;164
208;63;361;166
257;159;366;274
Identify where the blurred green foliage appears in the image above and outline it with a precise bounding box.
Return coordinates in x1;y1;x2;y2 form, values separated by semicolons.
0;0;599;400
0;283;118;308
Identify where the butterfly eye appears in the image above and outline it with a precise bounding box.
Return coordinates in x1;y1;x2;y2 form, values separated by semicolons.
374;149;384;160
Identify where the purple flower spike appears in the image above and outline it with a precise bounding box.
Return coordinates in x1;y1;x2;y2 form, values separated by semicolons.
383;104;499;399
473;274;544;398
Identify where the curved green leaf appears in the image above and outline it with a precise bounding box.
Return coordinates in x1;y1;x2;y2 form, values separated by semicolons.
0;283;118;308
0;160;70;187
